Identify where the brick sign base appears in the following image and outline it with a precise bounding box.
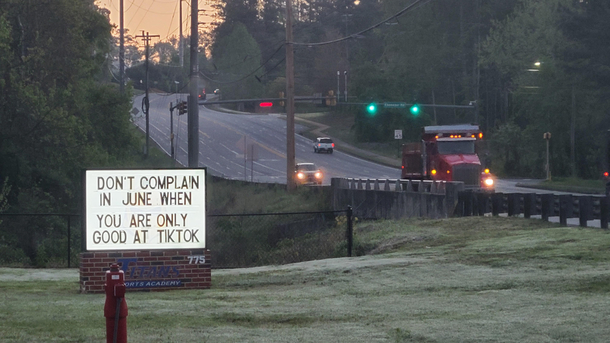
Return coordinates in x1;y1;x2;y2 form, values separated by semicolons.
79;249;211;294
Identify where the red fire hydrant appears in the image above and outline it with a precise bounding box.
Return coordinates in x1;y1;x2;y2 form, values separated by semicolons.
104;263;128;343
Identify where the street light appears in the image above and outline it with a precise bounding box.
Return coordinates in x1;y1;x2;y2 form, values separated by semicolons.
174;81;179;93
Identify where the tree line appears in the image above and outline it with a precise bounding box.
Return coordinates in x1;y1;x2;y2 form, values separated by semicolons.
204;0;610;179
0;0;143;265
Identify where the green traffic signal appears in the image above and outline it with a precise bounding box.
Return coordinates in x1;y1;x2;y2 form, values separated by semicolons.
410;104;420;115
366;103;377;115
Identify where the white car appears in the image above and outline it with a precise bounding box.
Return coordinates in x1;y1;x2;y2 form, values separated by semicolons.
313;137;334;154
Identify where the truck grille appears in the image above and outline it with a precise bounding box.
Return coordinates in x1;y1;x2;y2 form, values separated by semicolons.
453;164;480;187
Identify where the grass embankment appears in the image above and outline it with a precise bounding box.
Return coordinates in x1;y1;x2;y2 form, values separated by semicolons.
296;111;403;168
521;177;607;195
3;217;610;342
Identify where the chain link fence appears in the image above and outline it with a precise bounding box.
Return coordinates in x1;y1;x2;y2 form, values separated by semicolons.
0;207;354;268
0;213;81;267
208;208;353;268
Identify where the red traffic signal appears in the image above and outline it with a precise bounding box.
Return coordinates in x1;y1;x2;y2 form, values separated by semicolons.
259;102;273;107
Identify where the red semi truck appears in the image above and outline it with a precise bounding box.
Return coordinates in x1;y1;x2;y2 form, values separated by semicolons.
401;124;494;191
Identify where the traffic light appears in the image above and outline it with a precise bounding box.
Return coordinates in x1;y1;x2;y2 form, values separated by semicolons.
366;103;377;115
279;92;285;107
178;101;187;115
410;104;420;116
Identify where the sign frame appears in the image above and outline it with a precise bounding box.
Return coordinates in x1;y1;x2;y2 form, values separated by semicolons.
82;168;207;251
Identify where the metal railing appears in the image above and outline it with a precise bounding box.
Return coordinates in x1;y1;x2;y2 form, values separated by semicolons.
456;192;610;228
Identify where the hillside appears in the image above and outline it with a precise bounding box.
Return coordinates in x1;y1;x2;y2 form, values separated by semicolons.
2;216;610;342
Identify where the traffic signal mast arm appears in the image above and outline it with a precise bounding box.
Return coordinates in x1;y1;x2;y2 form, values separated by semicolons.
198;96;326;106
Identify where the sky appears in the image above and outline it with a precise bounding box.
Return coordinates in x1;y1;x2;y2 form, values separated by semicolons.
95;0;215;42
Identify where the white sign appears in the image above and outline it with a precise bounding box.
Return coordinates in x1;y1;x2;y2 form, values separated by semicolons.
394;130;403;140
85;169;206;251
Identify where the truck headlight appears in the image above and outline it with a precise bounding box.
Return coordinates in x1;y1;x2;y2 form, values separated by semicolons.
315;172;323;179
297;172;305;179
484;178;494;187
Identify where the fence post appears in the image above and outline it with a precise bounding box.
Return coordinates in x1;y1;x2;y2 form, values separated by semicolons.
346;205;353;257
67;215;71;268
600;196;609;229
559;195;570;226
492;193;502;216
524;193;534;218
463;191;472;216
476;192;487;216
579;196;591;227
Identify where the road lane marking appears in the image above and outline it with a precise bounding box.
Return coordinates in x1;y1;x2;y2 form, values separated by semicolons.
200;117;286;159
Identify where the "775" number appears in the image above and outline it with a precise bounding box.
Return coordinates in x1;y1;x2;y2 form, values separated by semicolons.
187;255;206;264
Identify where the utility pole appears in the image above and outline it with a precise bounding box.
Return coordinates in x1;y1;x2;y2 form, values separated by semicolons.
119;0;124;93
344;71;348;102
136;31;160;158
179;0;183;68
188;0;199;168
571;85;576;177
337;71;340;104
286;0;296;190
342;13;352;102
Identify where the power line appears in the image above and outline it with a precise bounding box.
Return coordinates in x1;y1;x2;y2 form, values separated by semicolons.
166;0;179;40
199;43;285;84
292;0;433;47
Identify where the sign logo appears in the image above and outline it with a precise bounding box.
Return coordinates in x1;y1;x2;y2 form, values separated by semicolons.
117;258;182;289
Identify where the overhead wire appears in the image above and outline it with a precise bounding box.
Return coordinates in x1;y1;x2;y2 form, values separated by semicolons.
131;1;156;35
199;43;286;84
292;0;433;46
199;0;432;84
122;0;431;90
166;0;179;40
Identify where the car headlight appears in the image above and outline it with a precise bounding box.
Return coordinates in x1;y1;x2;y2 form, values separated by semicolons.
315;172;322;179
297;172;305;179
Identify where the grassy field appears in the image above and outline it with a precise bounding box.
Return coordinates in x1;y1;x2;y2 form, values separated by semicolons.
2;216;610;342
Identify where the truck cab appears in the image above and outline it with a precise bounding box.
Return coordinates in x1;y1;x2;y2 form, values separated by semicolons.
402;124;494;191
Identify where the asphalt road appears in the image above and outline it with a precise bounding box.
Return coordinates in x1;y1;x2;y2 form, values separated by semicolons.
132;93;400;184
131;94;607;228
131;93;598;195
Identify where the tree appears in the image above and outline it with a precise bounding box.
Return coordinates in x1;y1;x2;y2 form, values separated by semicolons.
0;0;140;265
211;22;263;102
479;0;610;177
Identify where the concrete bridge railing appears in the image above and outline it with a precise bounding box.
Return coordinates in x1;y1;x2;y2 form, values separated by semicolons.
331;178;465;220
